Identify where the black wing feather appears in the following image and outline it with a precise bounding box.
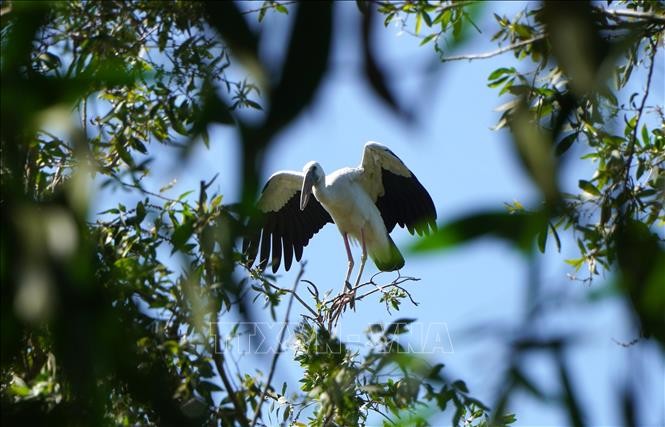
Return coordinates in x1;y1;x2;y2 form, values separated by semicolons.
271;219;282;273
244;190;332;272
282;219;294;271
375;168;437;236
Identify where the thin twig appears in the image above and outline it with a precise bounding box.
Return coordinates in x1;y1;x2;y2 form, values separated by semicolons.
623;38;657;195
395;0;477;39
214;317;250;427
249;264;305;427
80;96;88;136
325;273;420;329
262;280;319;319
597;8;665;24
439;34;546;62
111;176;187;205
240;1;296;16
192;173;248;425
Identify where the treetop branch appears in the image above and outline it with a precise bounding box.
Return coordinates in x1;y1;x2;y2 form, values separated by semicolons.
439;34;547;62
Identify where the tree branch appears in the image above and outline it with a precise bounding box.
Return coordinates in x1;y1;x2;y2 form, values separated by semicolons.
598;8;665;24
623;39;657;195
439;34;546;62
249;264;305;427
214;317;249;427
262;279;319;319
240;1;296;16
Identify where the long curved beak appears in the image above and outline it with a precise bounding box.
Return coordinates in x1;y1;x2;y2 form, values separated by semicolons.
300;172;315;211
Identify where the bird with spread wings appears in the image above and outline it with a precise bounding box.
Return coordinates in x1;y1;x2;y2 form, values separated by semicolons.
243;141;437;304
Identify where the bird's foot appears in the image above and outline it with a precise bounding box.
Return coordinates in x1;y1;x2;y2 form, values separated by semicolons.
343;280;356;310
328;283;357;328
341;283;356;311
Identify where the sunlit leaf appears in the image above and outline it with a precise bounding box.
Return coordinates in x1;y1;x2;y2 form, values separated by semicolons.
578;180;601;197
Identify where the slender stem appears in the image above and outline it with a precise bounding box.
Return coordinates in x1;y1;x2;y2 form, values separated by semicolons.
81;96;88;136
193;175;248;426
439;34;546;62
249;264;305;427
623;39;657;195
263;280;318;318
213;318;249;427
111;176;187;205
598;8;665;24
240;1;297;16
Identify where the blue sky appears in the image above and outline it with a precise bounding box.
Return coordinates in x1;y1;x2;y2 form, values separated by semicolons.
93;2;664;425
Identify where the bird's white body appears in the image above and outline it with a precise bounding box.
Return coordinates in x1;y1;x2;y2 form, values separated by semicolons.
313;167;391;261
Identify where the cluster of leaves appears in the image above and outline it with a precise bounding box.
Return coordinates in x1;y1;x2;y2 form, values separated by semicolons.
387;0;663;425
2;1;265;425
24;1;262;192
391;0;664;334
286;319;496;426
483;1;664;282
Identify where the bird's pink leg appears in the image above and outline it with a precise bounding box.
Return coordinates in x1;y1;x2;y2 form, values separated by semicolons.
342;233;354;292
353;228;367;288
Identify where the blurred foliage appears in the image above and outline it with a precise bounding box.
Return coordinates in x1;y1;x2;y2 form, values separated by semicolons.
389;0;664;425
397;0;664;337
1;0;663;426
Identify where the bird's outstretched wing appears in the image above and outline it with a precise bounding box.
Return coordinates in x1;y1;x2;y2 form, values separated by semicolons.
358;141;437;235
243;172;333;273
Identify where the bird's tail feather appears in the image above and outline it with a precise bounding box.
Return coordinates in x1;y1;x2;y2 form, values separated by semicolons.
370;236;404;272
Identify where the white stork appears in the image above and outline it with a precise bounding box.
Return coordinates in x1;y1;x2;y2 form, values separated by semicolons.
243;141;437;299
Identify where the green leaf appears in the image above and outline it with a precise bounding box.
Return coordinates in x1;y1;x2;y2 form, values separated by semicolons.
367;323;383;333
578;180;601;197
502;413;518;425
177;190;194;201
487;67;514;81
198;380;223;393
452;380;468;393
555;133;577;156
565;258;584;271
537;227;547;254
9;383;31;397
512;23;532;39
410;211;546;254
641;124;650;146
422;11;432;27
386;318;416;335
487;75;511;88
135;201;146;223
419;33;437;46
415;12;422;35
549;223;561;252
171;220;194;253
428;363;445;379
201;129;210;148
99;208;120;215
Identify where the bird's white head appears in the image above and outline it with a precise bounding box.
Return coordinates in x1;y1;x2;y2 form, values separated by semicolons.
300;161;324;211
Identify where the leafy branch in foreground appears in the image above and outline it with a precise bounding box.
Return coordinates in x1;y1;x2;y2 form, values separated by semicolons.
243;266;511;426
389;1;663;425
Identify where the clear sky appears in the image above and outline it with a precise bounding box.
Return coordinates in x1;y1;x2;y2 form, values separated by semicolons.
93;2;664;425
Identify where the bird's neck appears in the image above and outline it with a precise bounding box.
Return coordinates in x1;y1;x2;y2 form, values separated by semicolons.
312;179;330;202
